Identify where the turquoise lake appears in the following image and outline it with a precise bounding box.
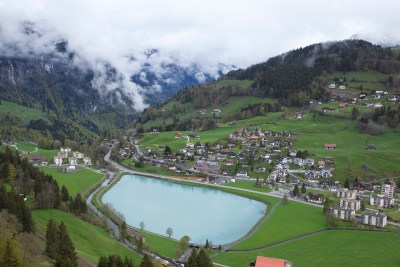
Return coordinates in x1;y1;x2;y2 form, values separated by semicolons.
103;174;267;245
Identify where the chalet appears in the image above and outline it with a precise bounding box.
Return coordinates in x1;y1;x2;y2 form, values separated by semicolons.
186;142;195;148
388;96;397;102
361;211;387;227
353;182;374;192
305;158;314;167
293;158;304;166
289;150;297;157
235;171;249;179
20;152;29;158
174;132;182;138
83;157;92;165
306;193;324;204
374;103;383;108
317;160;325;168
331;207;355;221
31;155;45;162
321;169;333;178
339;85;346;90
367;144;376;150
324;156;334;163
324;144;336;150
370;194;394;208
321;107;337;113
328;83;336;89
339;103;346;108
152;129;159;133
252;256;290;267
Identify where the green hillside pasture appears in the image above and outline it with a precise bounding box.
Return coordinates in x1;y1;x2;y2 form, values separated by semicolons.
32;209;142;264
215;230;400;267
219;113;285;128
263;113;400;180
331;70;387;82
0;100;48;124
16;141;59;162
347;81;384;91
141;127;240;153
15;141;37;152
212;79;253;90
219;96;276;115
232;200;325;250
39;167;103;197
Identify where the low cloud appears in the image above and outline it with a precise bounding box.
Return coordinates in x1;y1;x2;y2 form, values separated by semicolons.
0;0;399;110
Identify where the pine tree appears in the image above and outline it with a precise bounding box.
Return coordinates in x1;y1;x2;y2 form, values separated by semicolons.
205;239;209;249
21;204;34;232
61;186;70;202
301;183;306;194
139;254;154;267
45;219;58;259
187;249;198;267
0;239;22;267
97;256;108;267
197;248;213;267
55;222;78;267
292;184;299;196
344;178;350;189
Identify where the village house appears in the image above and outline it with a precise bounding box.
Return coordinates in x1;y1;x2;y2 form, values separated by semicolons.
83;157;92;165
361;211;387;227
353;182;374;192
331;207;355;221
337;188;357;199
60;147;71;155
324;144;336;150
370;194;394;208
30;155;45;163
306;193;324;204
252;256;291;267
339;198;361;211
305;158;315;167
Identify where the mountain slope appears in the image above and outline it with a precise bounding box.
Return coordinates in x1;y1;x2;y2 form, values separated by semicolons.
138;39;400;132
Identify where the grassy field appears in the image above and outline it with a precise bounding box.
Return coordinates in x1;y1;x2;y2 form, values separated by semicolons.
32;209;142;264
16;141;59;162
136;230;180;259
215;230;400;267
330;70;387;82
221;180;271;194
232;200;325;250
39;167;104;197
0;100;48;124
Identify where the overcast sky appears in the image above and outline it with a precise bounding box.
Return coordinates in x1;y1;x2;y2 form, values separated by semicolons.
1;0;400;68
1;0;399;110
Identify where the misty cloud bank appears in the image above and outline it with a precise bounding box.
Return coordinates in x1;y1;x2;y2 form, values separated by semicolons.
0;0;399;110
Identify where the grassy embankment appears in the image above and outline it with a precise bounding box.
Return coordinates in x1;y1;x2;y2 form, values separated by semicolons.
215;230;400;267
32;209;142;265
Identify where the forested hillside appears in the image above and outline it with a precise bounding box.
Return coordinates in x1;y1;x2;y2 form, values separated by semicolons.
138;40;400;132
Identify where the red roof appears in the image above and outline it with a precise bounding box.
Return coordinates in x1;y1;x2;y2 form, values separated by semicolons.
255;256;286;267
324;144;336;148
339;103;346;108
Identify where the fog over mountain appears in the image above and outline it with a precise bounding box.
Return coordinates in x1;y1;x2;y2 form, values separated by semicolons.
1;0;399;110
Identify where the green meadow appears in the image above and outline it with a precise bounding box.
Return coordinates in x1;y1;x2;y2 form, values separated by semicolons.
32;209;142;264
215;230;400;267
0;100;49;124
232;200;325;250
39;167;104;197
